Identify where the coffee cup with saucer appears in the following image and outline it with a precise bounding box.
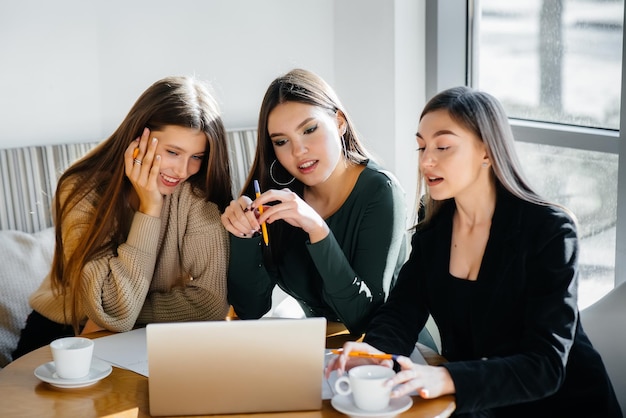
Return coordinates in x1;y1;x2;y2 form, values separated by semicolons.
331;364;413;417
34;358;112;389
34;337;112;388
330;394;413;418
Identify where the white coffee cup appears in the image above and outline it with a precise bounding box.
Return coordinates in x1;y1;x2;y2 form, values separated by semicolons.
334;364;395;411
50;337;94;379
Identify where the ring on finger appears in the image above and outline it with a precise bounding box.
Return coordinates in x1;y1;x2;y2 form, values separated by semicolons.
133;158;142;165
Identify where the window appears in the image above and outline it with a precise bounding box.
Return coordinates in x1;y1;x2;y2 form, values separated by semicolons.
426;0;625;308
514;142;618;308
476;0;622;130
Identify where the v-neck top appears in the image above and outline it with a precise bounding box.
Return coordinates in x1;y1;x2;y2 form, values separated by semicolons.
363;189;621;415
446;274;477;360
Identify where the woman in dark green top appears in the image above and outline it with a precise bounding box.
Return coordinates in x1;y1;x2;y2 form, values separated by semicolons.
220;69;409;336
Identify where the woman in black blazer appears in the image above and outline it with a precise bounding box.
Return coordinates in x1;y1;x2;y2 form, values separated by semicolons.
327;86;621;417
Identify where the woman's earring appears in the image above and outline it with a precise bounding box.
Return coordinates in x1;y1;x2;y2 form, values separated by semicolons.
482;162;489;168
341;135;347;158
270;159;295;186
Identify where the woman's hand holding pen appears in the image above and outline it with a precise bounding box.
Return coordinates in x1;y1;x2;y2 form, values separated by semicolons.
221;188;330;243
252;188;330;244
125;127;163;217
326;341;456;400
325;342;395;378
221;195;258;238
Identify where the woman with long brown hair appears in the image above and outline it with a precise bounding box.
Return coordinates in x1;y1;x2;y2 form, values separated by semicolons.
13;76;233;359
221;69;434;345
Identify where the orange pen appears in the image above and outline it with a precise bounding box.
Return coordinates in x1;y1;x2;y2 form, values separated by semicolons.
133;148;140;159
330;349;398;361
253;180;269;246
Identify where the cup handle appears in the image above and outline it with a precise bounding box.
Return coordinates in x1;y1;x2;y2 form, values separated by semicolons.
334;376;352;396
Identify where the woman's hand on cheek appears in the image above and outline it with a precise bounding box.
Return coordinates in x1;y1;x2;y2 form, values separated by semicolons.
125;128;164;217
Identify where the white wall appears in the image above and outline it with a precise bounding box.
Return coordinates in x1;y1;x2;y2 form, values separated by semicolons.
0;0;425;212
335;0;425;217
0;0;335;146
0;1;102;147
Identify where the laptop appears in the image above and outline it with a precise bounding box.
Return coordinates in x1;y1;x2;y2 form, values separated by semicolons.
146;317;327;416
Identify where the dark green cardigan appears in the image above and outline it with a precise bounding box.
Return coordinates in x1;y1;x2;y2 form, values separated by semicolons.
227;161;407;335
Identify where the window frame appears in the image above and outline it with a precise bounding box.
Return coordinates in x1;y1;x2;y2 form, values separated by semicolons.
426;0;626;286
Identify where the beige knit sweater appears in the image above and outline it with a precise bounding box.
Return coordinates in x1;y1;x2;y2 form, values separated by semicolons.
29;181;230;332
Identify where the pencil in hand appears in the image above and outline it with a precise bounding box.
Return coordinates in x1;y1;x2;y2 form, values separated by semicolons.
253;180;269;246
331;349;398;361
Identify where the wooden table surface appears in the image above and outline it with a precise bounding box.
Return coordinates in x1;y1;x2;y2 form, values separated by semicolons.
0;324;455;418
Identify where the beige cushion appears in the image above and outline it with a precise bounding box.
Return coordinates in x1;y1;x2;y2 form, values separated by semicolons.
0;228;54;367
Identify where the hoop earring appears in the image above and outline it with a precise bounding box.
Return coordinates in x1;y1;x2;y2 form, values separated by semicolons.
270;159;295;186
341;135;347;158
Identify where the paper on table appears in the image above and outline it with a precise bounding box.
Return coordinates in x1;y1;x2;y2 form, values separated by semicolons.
323;349;339;400
93;328;149;377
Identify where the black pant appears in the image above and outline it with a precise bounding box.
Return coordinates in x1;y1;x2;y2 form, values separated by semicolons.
11;310;75;361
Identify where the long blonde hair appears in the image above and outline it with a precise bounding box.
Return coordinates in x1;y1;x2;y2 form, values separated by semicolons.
51;76;232;333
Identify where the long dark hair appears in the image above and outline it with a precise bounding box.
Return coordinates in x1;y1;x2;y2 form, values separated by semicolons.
242;68;371;261
51;76;233;333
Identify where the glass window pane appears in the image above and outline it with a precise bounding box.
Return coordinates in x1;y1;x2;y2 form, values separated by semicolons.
476;0;623;130
515;142;617;308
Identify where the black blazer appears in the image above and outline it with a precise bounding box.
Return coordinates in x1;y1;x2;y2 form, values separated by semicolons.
364;188;621;417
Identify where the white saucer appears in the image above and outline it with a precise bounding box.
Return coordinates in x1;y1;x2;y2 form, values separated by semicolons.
34;358;112;388
331;394;413;418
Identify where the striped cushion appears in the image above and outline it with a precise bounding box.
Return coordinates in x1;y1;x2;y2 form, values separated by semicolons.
0;129;257;233
227;129;257;198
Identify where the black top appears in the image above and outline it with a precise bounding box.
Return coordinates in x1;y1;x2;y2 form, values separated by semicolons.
364;188;622;417
446;275;475;361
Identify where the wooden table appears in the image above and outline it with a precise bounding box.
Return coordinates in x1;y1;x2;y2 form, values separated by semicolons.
0;324;455;417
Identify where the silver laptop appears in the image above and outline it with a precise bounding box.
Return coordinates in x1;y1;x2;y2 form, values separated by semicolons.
146;317;327;416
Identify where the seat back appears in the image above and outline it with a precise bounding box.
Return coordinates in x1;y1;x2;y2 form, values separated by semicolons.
579;282;626;412
0;129;257;233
